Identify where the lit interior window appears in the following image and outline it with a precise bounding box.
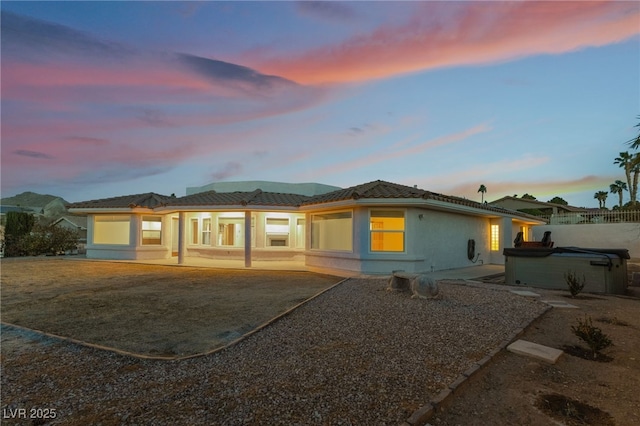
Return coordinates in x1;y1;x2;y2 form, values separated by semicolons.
191;218;199;244
370;210;405;252
266;217;289;247
490;224;500;251
202;218;211;245
142;216;162;245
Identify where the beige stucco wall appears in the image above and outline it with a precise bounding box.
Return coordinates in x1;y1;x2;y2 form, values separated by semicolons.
533;223;640;258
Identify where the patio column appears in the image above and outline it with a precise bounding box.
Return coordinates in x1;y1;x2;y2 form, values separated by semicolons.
244;210;252;267
178;212;186;265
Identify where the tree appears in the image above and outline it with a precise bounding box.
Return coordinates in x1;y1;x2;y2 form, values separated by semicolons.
547;196;568;206
609;180;628;208
627;115;640;150
477;184;487;203
521;193;537;200
593;191;608;209
3;211;35;257
614;151;638;204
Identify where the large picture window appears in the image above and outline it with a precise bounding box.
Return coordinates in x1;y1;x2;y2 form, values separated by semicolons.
142;216;162;245
370;210;405;252
93;215;130;245
311;211;352;251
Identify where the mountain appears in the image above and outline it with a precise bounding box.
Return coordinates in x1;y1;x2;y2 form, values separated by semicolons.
1;191;70;208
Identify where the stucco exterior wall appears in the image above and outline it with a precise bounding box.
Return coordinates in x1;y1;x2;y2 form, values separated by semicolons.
533;223;640;258
305;206;498;275
86;214;171;260
414;208;490;271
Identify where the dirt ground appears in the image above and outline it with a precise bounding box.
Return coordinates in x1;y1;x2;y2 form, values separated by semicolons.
0;258;340;357
430;265;640;426
1;258;639;425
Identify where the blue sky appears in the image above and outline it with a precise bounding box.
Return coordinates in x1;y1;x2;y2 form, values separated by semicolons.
1;1;639;207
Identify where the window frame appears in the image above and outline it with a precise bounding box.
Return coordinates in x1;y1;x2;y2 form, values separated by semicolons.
141;216;163;246
369;209;406;253
310;210;353;252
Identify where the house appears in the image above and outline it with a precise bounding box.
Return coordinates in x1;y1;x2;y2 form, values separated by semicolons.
52;215;88;252
489;196;586;216
68;180;544;276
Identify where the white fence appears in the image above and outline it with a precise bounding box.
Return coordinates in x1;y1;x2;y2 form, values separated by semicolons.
538;210;640;225
533;223;640;259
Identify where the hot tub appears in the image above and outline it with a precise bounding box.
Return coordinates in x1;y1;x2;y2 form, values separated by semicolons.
503;247;629;294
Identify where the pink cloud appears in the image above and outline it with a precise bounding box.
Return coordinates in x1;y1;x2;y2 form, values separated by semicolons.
303;123;492;179
251;2;640;84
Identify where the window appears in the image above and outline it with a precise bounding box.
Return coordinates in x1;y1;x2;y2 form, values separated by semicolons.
370;210;405;252
142;216;162;245
191;219;199;244
311;211;352;251
93;215;130;245
218;217;244;247
490;224;500;251
266;217;289;247
295;218;305;248
202;218;211;245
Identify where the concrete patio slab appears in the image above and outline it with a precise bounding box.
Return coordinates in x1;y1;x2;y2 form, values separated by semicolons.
507;339;563;364
509;290;541;297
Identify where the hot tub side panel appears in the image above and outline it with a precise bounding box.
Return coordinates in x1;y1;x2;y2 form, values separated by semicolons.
505;253;627;294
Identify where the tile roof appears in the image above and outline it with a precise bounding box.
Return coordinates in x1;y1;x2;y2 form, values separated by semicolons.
166;189;310;207
303;180;543;219
68;193;174;209
303;180;429;204
66;180;543;221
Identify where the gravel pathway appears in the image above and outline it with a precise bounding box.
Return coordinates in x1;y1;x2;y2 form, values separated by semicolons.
1;278;548;425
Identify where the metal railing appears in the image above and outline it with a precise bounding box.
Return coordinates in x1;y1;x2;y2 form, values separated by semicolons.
538;210;640;225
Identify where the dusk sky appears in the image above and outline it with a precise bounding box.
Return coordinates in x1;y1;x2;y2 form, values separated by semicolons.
1;1;639;207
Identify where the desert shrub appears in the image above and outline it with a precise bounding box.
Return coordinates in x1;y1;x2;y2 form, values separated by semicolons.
564;270;585;297
571;315;612;359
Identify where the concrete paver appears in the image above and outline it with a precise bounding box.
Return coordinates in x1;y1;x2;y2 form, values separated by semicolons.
507;339;563;364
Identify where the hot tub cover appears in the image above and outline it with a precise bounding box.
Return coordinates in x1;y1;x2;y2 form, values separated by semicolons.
503;246;630;259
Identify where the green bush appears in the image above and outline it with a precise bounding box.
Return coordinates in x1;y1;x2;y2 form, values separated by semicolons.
571;315;612;359
1;219;79;257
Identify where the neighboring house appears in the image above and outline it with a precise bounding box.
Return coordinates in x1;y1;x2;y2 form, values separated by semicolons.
52;215;88;254
489;196;587;216
68;180;544;275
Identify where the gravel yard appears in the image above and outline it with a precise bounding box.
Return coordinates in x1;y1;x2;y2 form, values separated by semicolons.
1;272;548;425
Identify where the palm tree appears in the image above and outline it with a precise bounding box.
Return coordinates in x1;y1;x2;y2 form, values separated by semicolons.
593;191;608;209
477;184;487;203
631;154;640;207
609;180;628;208
614;152;636;203
628;115;640;150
